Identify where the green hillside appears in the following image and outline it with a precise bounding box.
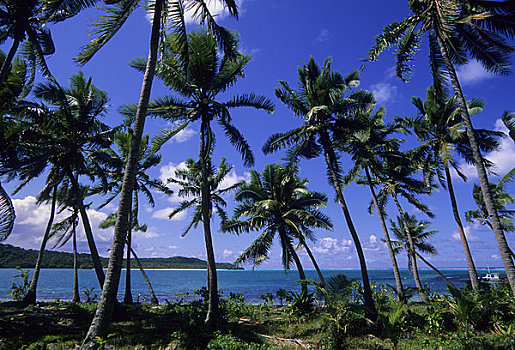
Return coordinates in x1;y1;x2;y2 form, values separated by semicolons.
0;244;242;270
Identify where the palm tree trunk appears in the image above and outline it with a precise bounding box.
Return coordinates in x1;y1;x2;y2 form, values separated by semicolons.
436;35;515;295
0;38;20;87
289;242;308;295
130;247;158;305
319;132;377;318
416;252;456;289
81;1;163;347
301;239;325;287
200;116;219;327
67;169;105;287
365;166;403;295
123;195;133;304
72;213;80;303
22;186;57;305
392;192;428;303
444;164;479;289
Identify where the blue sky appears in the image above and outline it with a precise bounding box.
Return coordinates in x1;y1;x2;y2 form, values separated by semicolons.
3;0;515;270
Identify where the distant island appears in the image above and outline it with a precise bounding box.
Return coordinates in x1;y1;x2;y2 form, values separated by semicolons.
0;244;243;270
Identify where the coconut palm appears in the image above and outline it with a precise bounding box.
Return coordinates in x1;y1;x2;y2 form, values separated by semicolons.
502;111;515;142
128;30;273;326
338;104;405;295
262;56;377;317
374;149;435;302
80;1;240;344
92;131;170;304
466;170;515;235
50;202;81;303
12;72;112;304
391;213;456;289
402;86;503;289
223;164;332;295
363;0;515;294
0;0;59;90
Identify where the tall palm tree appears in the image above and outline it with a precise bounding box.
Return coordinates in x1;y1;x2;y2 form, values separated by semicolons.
92;131;170;304
223;164;332;295
50;202;81;303
13;72;112;304
363;0;515;294
81;2;240;344
403;86;503;289
262;56;377;317
374;150;435;302
338;104;405;295
168;157;244;296
129;30;273;325
390;213;455;289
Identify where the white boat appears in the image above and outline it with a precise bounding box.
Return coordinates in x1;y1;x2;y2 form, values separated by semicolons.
481;272;501;282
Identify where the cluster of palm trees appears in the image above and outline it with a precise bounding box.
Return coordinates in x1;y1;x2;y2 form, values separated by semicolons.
1;0;515;348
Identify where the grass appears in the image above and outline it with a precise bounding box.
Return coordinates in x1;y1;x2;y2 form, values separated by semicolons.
1;287;514;349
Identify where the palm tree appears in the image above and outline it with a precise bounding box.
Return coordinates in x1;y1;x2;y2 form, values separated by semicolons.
466;170;515;236
338;104;405;295
0;0;58;89
0;183;14;241
223;164;332;295
363;0;515;294
262;56;377;317
502;111;515;142
403;86;503;289
92;131;171;304
12;72;112;304
390;213;456;289
50;203;81;303
374;150;435;302
168;157;244;297
128;30;273;326
81;2;240;343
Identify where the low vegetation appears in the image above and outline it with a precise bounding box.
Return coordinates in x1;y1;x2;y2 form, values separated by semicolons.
1;277;514;349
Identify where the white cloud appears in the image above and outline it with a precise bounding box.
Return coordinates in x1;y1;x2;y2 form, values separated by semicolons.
152;207;188;221
159;161;190;204
222;249;233;259
168;245;179;249
455;119;515;179
6;196;114;254
314;29;332;44
219;169;249;190
457;60;495;86
451;225;481;243
370;82;398;104
148;0;244;24
491;254;500;260
174;127;196;143
363;234;383;252
312;237;352;255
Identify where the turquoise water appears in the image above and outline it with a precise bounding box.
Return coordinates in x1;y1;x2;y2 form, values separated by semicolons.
0;268;506;303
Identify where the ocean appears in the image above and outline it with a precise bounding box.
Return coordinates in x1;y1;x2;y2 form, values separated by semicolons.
0;268;506;303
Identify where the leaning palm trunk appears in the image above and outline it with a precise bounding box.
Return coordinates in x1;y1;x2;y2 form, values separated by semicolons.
124;196;133;304
288;239;308;295
200;116;219;327
81;1;163;347
365;167;403;295
130;247;158;305
416;252;456;289
392;192;428;303
72;218;80;303
436;35;515;295
444;164;478;289
0;37;20;86
22;186;57;305
320;132;377;318
68;169;105;287
301;238;325;287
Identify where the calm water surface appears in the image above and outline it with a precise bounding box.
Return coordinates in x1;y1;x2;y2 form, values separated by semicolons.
0;268;505;303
